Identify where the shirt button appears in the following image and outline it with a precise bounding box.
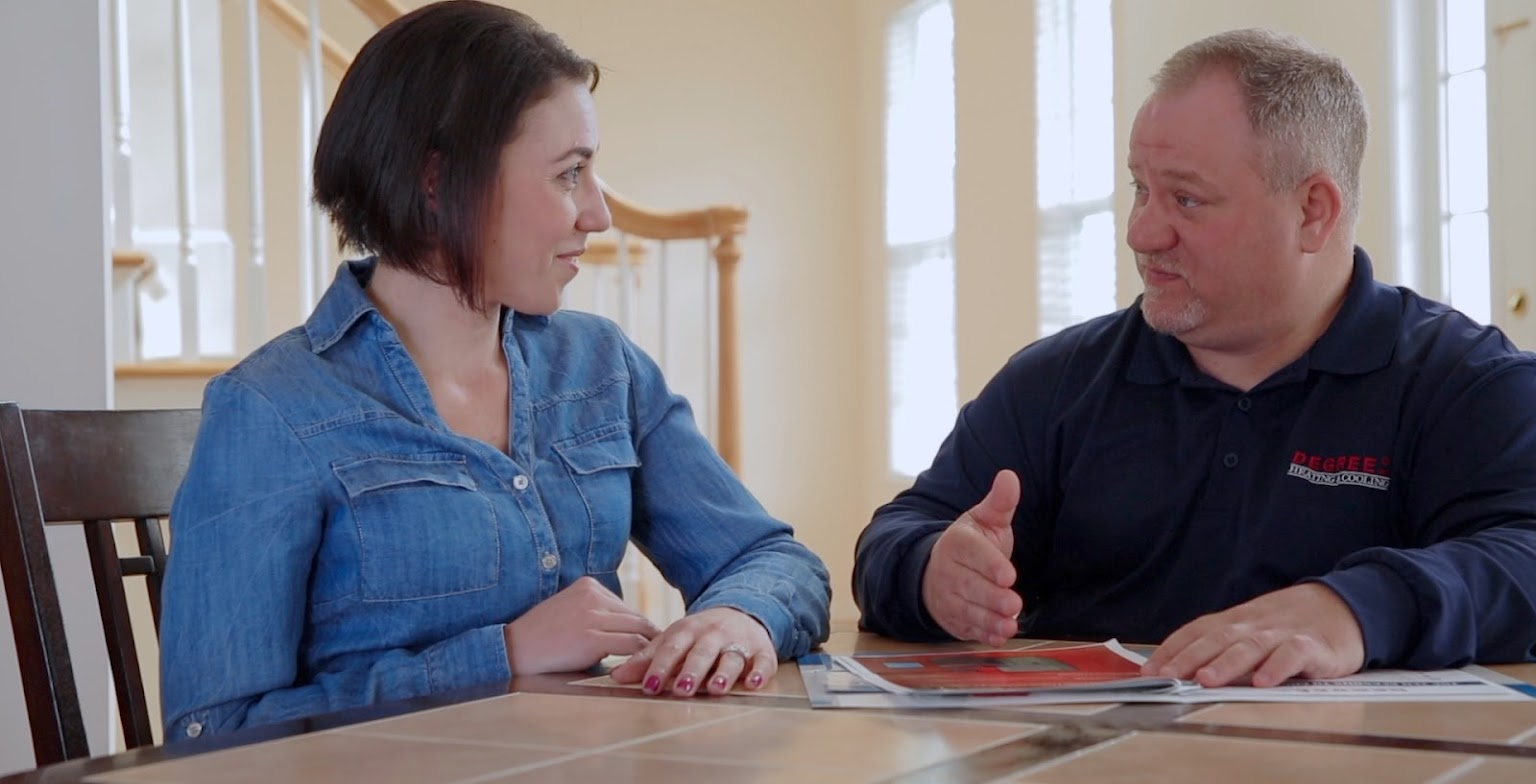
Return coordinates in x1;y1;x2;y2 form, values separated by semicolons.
512;475;530;491
1237;397;1252;412
1222;453;1239;468
185;722;203;738
540;553;558;570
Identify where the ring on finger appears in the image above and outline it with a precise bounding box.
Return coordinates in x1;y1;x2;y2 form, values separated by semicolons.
719;643;750;660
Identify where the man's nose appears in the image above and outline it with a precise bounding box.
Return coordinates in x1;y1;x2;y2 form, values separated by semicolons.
1126;199;1176;255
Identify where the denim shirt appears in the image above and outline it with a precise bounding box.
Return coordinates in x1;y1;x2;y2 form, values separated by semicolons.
159;259;831;740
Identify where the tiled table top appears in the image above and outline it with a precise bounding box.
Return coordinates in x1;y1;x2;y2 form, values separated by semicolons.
85;694;1047;784
11;632;1536;784
77;688;1536;784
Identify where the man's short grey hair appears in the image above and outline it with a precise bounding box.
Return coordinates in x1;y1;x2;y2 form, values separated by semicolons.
1152;28;1368;232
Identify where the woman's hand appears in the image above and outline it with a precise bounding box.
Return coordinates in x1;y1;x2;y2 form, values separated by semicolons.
609;607;776;697
504;576;661;674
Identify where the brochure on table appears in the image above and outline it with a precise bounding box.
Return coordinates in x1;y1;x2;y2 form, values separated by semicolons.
801;640;1536;709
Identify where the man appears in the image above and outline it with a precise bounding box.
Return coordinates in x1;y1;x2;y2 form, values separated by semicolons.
853;28;1536;688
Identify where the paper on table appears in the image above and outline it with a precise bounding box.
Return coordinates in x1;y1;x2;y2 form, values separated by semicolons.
837;640;1193;696
806;640;1536;709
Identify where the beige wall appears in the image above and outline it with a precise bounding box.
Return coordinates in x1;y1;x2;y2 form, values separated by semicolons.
855;0;903;536
952;1;1040;401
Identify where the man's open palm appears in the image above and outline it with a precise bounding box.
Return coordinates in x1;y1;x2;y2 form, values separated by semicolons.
920;470;1024;646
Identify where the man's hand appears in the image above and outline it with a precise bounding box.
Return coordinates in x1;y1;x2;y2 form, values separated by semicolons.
504;577;661;674
920;470;1024;646
1141;583;1365;687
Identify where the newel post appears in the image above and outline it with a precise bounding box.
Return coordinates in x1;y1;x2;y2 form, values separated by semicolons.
712;230;742;474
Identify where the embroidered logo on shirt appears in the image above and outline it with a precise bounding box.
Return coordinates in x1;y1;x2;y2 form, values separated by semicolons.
1287;450;1392;491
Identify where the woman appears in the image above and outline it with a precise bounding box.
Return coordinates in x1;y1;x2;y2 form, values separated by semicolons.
159;0;830;740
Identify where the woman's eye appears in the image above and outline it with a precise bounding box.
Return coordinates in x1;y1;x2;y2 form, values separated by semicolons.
562;164;586;185
1176;194;1200;208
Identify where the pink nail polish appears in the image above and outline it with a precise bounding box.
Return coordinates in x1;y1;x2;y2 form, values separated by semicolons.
747;672;764;689
676;676;695;693
643;675;661;693
711;675;728;690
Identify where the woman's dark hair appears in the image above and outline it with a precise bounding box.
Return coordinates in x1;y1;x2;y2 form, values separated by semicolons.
313;0;599;310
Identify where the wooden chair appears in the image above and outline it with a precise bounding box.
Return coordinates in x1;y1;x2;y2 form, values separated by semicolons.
0;402;200;765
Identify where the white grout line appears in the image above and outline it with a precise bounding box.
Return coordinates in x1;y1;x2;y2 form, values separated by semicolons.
1507;723;1536;745
334;689;743;739
755;702;1055;730
549;749;850;773
438;706;767;784
1423;756;1486;784
339;727;579;752
439;713;1047;783
316;690;527;736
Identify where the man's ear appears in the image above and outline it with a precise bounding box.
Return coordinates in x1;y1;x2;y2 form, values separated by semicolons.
1297;172;1343;254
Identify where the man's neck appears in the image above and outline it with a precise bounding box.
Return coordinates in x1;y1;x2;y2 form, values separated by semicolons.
1186;248;1354;392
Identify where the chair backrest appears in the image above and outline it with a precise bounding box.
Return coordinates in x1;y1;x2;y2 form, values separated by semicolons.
0;402;200;766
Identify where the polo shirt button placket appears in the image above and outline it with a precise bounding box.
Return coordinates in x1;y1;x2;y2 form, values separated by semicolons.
1222;453;1239;469
1237;397;1252;412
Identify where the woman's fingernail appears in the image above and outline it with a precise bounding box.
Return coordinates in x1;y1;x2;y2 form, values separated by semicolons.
643;675;661;693
747;672;764;689
711;675;728;690
676;675;695;693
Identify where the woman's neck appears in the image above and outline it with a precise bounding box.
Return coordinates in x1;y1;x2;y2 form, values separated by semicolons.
366;262;503;380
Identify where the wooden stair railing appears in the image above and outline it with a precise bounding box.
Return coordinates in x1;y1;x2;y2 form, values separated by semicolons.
111;250;153;276
600;191;749;472
349;0;408;28
256;0;351;76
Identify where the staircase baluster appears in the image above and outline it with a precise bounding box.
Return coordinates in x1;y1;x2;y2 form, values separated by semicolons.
305;0;328;310
244;0;268;354
108;0;133;254
172;0;201;361
617;230;635;335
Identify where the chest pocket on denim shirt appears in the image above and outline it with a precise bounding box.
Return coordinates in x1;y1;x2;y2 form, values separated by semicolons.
552;423;639;575
332;453;500;602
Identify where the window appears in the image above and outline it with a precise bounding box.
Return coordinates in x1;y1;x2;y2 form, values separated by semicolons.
1035;0;1115;338
1440;0;1492;324
885;0;957;477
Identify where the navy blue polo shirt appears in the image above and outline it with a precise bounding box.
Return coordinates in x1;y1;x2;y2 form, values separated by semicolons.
854;248;1536;668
